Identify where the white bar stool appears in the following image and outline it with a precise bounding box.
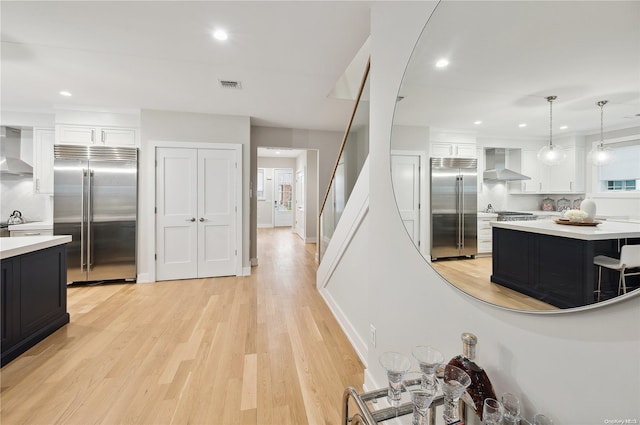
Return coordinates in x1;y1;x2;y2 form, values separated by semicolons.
594;244;640;302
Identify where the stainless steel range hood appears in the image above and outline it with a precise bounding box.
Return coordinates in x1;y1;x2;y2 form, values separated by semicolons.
483;148;530;182
0;126;33;176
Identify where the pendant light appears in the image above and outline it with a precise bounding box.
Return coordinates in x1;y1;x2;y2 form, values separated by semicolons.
537;95;566;166
589;100;614;165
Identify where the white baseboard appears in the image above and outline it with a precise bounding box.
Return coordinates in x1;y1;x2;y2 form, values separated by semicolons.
305;236;317;243
319;287;368;367
251;257;259;266
241;267;251;276
136;273;152;283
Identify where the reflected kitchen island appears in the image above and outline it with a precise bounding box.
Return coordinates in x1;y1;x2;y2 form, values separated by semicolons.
491;220;640;308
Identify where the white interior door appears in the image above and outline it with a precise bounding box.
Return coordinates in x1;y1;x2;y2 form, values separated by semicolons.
274;168;293;227
156;147;198;280
198;149;237;277
156;146;239;281
295;168;305;238
391;154;421;246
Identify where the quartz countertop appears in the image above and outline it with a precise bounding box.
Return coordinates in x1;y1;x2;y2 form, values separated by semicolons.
8;221;53;231
491;219;640;241
0;235;72;259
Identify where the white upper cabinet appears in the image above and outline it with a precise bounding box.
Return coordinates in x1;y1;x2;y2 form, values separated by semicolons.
33;128;55;194
55;124;137;147
431;142;476;158
510;144;585;194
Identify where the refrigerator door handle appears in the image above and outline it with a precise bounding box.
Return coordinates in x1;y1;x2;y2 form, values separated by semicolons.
81;169;87;272
456;175;462;250
88;169;93;271
460;175;465;250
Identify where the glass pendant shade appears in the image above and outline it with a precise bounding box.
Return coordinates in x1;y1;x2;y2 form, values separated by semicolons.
589;100;614;165
538;95;566;166
537;144;566;166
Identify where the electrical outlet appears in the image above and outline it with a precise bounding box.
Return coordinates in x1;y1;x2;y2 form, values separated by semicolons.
369;324;376;347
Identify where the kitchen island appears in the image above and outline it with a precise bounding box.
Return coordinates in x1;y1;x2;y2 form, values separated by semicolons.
1;235;71;366
491;220;640;308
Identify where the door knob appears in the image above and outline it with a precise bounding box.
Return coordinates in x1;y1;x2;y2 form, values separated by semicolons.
199;217;206;222
186;217;196;222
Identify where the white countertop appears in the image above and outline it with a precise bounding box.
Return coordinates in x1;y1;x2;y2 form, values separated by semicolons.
477;212;498;218
8;221;53;231
491;219;640;241
0;235;72;259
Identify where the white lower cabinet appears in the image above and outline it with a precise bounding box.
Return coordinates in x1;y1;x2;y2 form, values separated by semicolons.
56;125;137;147
477;216;495;255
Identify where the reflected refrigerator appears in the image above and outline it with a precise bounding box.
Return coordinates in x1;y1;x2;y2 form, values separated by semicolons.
54;145;137;283
430;158;477;260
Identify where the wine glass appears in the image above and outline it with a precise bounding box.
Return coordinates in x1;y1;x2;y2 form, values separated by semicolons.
379;351;412;406
533;414;553;425
482;398;503;425
411;346;443;390
441;364;471;424
402;371;439;425
501;392;521;424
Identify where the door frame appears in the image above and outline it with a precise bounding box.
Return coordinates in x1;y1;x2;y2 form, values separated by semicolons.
148;141;243;282
391;150;428;258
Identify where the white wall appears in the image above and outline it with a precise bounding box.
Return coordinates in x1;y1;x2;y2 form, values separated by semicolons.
325;3;640;424
305;149;318;242
139;109;251;281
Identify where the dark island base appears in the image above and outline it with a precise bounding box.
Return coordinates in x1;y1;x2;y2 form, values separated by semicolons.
491;227;640;309
2;244;69;367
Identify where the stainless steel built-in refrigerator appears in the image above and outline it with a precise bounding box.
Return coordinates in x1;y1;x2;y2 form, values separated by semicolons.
430;158;477;260
54;145;137;283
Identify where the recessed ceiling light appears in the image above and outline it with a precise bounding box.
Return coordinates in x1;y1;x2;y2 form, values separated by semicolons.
59;91;72;97
275;151;281;155
435;58;449;68
518;123;527;128
473;120;482;125
559;125;568;130
213;29;228;41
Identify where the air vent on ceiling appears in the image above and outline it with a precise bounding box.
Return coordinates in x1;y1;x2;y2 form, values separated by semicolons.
219;80;242;89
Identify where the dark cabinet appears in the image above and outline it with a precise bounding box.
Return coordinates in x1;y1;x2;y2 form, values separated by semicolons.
1;244;69;367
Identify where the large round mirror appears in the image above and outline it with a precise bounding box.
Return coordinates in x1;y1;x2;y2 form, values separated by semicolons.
390;1;640;312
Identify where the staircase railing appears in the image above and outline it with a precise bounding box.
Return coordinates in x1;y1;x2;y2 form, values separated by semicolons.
318;59;370;262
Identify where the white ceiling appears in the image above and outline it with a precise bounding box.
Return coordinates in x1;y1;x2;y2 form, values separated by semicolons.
1;1;371;131
395;1;640;139
2;1;638;139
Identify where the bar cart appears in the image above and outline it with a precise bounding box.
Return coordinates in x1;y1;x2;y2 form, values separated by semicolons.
342;384;468;425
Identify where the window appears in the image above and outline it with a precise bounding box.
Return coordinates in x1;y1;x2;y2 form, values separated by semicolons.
597;142;640;192
257;168;265;199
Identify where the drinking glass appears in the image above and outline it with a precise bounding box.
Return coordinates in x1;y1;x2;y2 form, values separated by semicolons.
482;398;503;425
379;351;412;406
402;371;439;425
533;414;553;425
441;364;471;424
411;346;443;390
501;392;521;424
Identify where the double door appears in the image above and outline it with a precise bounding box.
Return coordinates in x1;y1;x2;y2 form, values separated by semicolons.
156;147;240;280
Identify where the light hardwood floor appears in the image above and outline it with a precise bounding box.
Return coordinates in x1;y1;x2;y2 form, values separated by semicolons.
0;228;364;425
430;256;558;311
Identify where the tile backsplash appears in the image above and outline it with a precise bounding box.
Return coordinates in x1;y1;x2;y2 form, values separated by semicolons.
1;175;52;223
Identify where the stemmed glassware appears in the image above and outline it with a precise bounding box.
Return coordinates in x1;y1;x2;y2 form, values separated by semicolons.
501;392;521;424
482;398;503;425
441;364;471;424
533;414;553;425
402;371;440;425
411;346;443;390
379;351;412;406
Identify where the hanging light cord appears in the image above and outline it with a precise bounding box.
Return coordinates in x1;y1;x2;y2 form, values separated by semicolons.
598;100;608;148
547;96;557;148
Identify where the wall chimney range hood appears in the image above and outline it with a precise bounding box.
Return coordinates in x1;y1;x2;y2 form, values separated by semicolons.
0;126;33;176
483;148;530;182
